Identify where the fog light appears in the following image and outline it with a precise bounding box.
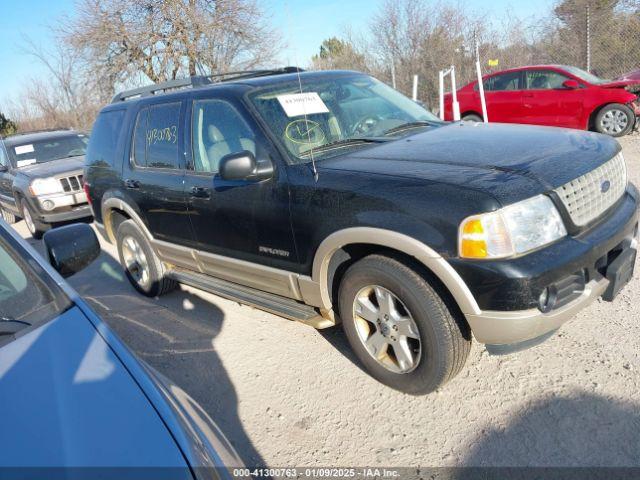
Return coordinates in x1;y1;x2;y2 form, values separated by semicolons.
41;200;55;211
538;287;557;313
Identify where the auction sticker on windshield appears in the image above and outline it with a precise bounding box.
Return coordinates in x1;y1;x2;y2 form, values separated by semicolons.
15;145;34;155
17;159;36;167
277;92;329;117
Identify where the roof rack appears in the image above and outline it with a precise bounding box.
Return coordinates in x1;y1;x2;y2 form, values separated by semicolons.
111;67;304;103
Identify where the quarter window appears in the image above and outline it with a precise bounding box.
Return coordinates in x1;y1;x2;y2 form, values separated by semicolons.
132;102;181;169
191;100;256;174
525;70;570;90
86;109;126;167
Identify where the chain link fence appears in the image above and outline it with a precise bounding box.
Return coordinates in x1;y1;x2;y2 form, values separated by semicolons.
344;0;640;109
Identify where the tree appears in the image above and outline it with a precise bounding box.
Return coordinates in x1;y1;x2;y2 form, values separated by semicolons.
311;36;368;71
59;0;282;88
0;113;17;136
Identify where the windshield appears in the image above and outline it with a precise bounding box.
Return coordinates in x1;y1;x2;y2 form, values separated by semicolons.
8;134;88;168
0;229;70;347
562;66;609;85
249;74;440;162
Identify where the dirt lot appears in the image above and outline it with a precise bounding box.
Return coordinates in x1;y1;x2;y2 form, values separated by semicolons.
14;133;640;469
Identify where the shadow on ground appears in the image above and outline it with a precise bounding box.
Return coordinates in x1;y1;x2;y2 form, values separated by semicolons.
460;392;640;470
64;241;266;467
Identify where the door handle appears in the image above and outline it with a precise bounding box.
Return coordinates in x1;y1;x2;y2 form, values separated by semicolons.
190;186;210;199
124;179;140;189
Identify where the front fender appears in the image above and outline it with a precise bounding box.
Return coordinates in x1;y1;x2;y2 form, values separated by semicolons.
307;227;482;317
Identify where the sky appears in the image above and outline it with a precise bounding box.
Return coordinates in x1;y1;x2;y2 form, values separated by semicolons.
0;0;551;105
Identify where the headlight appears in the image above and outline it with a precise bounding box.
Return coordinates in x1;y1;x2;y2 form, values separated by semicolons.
459;194;567;259
29;178;63;196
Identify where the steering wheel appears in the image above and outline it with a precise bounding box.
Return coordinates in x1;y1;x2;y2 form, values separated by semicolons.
352;115;383;136
285;119;326;145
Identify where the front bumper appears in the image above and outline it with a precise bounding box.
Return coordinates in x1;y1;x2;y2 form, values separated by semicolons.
466;274;609;345
32;191;92;223
454;185;639;346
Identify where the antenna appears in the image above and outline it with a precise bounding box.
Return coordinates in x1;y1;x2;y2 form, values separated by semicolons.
285;0;319;182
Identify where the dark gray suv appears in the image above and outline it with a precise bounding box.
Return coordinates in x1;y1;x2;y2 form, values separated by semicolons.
0;129;93;238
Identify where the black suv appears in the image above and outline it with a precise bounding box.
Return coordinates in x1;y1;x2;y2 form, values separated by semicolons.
85;69;638;394
0;130;92;238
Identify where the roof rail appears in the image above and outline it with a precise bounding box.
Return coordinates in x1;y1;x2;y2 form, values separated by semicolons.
111;67;304;103
5;128;73;138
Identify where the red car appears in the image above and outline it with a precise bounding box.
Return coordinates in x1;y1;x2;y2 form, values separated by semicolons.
444;65;640;137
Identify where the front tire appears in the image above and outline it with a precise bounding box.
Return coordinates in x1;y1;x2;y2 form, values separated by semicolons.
594;103;635;137
116;219;177;297
0;206;17;224
338;254;471;395
462;113;483;122
21;199;48;239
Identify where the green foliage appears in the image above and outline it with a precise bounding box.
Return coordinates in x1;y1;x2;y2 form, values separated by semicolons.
0;113;17;137
312;37;367;71
317;37;350;60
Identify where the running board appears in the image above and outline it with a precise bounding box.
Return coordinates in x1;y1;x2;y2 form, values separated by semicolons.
166;268;334;329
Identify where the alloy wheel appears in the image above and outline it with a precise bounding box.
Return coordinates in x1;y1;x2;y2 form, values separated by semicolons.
121;235;150;288
352;285;421;374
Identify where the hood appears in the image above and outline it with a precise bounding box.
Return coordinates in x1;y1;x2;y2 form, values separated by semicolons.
319;122;620;204
598;79;639;89
16;156;85;178
0;306;190;469
614;69;640;83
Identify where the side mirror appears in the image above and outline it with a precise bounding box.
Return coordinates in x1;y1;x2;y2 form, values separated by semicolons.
43;223;100;278
219;151;273;182
0;164;8;172
563;79;580;89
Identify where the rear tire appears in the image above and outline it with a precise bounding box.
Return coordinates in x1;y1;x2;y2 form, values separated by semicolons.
462;113;483;122
594;103;634;137
116;219;177;297
338;254;471;395
21;199;48;239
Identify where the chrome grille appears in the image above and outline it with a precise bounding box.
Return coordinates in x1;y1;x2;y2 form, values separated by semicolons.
59;174;84;193
554;152;627;227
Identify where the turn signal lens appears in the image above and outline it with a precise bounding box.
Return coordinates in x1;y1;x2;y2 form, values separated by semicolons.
459;212;513;259
460;220;487;258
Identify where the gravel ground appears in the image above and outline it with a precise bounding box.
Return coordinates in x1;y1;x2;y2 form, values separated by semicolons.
14;133;640;469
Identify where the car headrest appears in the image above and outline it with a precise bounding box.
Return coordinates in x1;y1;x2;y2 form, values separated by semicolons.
208;124;224;143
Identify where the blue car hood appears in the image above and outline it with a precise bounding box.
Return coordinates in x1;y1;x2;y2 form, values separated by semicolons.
0;306;190;472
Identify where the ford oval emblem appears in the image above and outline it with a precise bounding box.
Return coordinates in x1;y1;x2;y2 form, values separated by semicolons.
601;180;611;193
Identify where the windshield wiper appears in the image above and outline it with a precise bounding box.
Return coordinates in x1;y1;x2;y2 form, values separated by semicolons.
0;316;31;336
383;121;440;136
301;137;389;158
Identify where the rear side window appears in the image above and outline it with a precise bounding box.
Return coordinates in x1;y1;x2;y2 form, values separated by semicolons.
132;102;181;169
86;109;126;167
484;71;522;91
